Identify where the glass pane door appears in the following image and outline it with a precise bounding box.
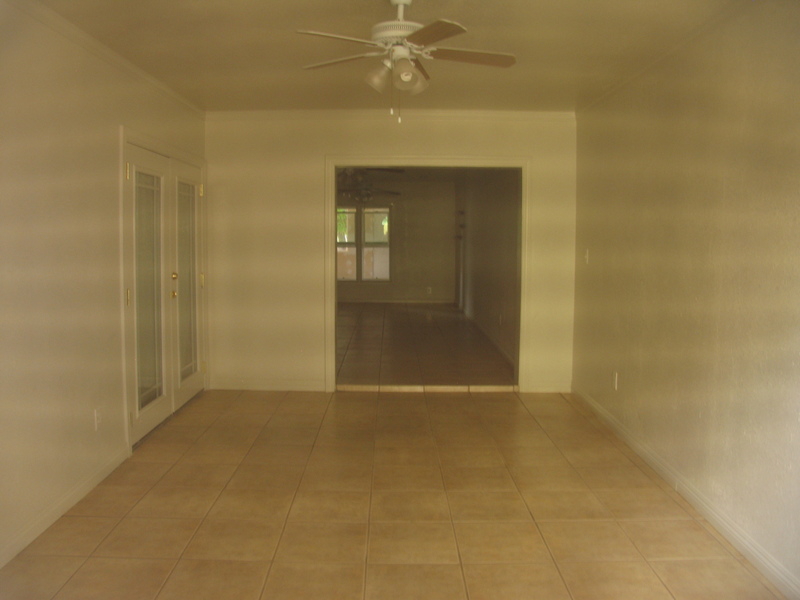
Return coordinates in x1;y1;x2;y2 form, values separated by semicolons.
172;161;205;409
124;143;205;443
134;172;163;409
124;144;175;444
177;181;198;381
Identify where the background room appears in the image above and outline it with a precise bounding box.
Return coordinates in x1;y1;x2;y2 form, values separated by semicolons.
335;166;521;389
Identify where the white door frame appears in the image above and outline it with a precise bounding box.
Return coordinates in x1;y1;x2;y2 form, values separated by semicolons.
170;158;207;411
120;128;207;445
122;144;173;443
323;155;531;392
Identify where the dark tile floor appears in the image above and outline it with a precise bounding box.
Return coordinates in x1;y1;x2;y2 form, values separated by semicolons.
336;303;516;389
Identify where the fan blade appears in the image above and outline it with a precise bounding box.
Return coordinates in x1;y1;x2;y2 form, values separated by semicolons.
413;59;431;81
297;30;382;48
339;187;399;196
429;47;516;67
405;19;466;46
303;52;385;70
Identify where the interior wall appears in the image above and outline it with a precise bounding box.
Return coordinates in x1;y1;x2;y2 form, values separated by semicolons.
572;1;800;595
337;177;457;303
459;168;522;368
0;0;205;567
204;110;576;392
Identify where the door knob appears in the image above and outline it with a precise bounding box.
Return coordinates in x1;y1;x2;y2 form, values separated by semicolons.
171;272;179;280
171;291;178;298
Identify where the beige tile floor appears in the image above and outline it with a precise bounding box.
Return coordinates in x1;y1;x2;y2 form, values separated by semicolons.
337;303;516;388
0;390;785;600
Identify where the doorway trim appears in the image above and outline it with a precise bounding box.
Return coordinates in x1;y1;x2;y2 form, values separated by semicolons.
119;127;208;446
324;155;531;392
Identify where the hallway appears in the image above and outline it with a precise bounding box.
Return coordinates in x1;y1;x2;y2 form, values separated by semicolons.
336;303;516;390
0;389;783;599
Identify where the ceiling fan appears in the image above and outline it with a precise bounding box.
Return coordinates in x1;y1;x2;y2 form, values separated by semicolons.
337;168;401;203
298;0;516;96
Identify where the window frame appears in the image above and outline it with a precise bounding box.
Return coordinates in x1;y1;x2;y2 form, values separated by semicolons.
336;207;358;281
360;206;391;282
336;204;391;282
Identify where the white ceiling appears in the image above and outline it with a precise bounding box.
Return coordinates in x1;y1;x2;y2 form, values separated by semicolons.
36;0;738;112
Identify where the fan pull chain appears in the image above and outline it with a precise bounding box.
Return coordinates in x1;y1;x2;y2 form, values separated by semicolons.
389;74;395;117
388;75;402;123
395;82;402;124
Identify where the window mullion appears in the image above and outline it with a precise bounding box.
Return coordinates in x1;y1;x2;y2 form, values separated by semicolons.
356;206;363;281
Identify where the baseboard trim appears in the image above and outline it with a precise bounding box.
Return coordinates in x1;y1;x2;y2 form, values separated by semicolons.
468;385;518;393
571;387;800;600
209;377;327;392
0;446;130;568
334;384;519;394
336;384;381;392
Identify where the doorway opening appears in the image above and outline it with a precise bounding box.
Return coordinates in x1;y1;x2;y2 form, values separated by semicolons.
333;166;522;390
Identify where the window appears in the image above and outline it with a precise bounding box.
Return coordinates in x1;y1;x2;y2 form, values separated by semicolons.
336;207;357;281
362;208;390;280
337;206;390;281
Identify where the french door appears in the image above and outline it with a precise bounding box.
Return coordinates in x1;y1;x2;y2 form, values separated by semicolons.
122;143;205;444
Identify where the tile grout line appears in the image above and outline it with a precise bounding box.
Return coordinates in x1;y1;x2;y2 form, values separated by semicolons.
489;390;577;600
361;389;379;600
257;391;333;600
337;302;515;389
9;388;784;600
424;388;470;600
56;391;245;600
156;389;259;600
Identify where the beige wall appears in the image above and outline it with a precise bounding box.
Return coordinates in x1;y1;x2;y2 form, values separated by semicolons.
3;0;796;593
0;0;204;566
460;168;522;368
205;111;576;392
573;1;800;595
337;178;457;303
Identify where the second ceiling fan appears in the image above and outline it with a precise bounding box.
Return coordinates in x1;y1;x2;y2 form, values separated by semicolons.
298;0;516;95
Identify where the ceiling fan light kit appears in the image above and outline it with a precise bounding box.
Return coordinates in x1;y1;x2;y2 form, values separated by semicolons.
365;61;393;93
298;0;515;107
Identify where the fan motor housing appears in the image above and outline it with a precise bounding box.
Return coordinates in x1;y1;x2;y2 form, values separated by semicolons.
371;20;423;44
